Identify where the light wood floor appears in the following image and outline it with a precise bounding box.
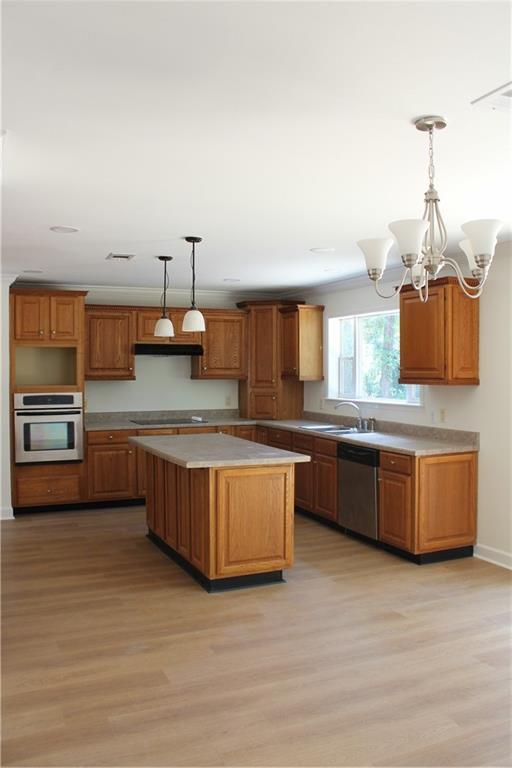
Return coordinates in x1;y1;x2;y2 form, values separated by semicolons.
1;507;511;768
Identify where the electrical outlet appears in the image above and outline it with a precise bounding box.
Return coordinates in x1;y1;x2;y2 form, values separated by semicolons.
225;395;232;407
439;408;447;423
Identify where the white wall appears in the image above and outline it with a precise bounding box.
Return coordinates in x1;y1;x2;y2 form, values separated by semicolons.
85;355;238;412
304;244;512;569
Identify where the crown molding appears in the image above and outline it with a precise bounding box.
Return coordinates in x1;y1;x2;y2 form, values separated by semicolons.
278;266;407;298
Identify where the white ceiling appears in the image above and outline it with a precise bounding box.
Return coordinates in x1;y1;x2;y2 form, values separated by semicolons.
2;1;511;293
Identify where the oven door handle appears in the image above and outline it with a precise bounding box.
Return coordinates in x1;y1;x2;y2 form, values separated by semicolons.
15;410;82;417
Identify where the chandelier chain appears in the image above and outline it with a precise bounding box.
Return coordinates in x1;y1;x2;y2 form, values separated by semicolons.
428;128;435;189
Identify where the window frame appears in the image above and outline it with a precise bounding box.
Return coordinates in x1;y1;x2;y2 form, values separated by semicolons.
327;309;423;407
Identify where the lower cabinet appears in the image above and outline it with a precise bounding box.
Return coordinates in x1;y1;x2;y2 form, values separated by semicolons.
379;450;477;554
14;463;83;507
291;433;337;521
234;425;257;441
87;430;137;500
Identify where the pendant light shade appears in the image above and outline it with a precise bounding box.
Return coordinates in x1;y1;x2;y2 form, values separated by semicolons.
182;308;206;332
183;235;205;333
154;316;175;337
154;255;175;337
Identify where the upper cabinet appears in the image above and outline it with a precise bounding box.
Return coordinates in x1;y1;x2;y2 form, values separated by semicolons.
13;291;85;343
191;310;247;379
85;306;136;380
399;277;479;385
280;305;324;380
237;300;322;420
136;308;201;345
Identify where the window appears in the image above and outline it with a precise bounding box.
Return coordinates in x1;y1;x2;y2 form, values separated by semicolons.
329;310;421;405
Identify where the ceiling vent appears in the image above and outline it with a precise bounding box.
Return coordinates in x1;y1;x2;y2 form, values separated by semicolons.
471;81;512;113
106;252;135;261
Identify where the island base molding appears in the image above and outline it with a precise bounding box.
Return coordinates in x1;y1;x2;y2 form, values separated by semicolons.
148;530;284;592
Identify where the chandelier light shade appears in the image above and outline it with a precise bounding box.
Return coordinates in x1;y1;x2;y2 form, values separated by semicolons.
183;236;206;333
356;238;394;276
359;115;503;302
388;220;429;262
154;255;175;337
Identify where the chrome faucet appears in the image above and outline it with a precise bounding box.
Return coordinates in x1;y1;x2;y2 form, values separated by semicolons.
334;400;363;430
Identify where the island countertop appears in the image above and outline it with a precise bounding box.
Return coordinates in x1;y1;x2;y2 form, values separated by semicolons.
130;433;311;469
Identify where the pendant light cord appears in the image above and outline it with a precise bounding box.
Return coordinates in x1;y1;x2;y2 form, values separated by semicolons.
160;260;169;318
190;242;197;309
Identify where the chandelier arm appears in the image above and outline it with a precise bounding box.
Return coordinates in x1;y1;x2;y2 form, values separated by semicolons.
374;268;410;299
442;257;486;298
434;201;448;254
417;273;429;303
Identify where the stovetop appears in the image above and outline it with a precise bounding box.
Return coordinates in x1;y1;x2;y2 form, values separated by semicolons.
130;418;208;426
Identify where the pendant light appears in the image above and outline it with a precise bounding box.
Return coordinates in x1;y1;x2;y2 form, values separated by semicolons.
182;235;206;332
154;256;175;337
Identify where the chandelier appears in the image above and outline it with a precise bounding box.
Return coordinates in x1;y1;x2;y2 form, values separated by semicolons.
357;116;502;302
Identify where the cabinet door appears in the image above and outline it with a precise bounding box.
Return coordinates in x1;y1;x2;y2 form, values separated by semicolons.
448;287;479;383
281;310;299;377
14;294;49;340
49;296;81;341
313;454;338;521
378;470;413;551
254;427;268;444
234;426;256;441
85;309;135;379
249;390;278;419
399;286;445;382
249;306;278;388
164;462;178;550
88;445;136;499
136;309;169;343
294;451;314;511
195;313;247;378
171;309;202;345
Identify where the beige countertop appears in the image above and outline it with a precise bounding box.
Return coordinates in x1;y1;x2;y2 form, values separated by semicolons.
257;420;476;456
85;418;257;431
86;413;477;457
130;433;311;469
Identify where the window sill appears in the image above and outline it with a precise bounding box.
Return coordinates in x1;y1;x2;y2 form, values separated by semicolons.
324;397;424;409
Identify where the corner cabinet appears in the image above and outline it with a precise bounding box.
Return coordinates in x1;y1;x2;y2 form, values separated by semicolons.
399;277;479;385
85;306;136;380
191;310;248;379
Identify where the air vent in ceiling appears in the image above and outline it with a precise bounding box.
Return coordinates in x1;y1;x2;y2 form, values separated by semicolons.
471;81;512;113
106;252;135;261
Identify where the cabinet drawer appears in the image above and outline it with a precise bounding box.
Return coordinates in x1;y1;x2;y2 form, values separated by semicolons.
87;429;136;445
380;452;412;475
313;437;337;457
17;475;81;506
292;432;313;453
267;428;292;449
177;427;218;435
137;428;178;436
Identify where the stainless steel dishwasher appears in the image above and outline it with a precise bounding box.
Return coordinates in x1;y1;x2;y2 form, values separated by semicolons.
337;444;379;539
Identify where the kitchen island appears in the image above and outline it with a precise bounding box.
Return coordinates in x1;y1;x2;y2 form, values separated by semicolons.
130;433;310;591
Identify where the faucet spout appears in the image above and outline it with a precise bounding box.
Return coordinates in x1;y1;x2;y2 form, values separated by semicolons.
334;400;363;429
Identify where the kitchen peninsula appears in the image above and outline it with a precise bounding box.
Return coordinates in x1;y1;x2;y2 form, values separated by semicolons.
131;433;310;591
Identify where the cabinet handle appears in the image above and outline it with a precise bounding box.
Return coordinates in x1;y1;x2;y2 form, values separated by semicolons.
203;365;208;371
128;451;133;455
39;330;44;336
129;367;133;371
390;460;396;465
272;378;276;383
272;396;277;401
51;330;56;335
47;488;52;494
109;435;113;439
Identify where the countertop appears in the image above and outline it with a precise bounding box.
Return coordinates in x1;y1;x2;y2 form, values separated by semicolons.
85;418;257;431
86;415;477;457
130;434;311;469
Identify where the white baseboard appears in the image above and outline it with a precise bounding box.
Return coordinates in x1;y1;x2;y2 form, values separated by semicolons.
474;544;512;570
0;506;15;520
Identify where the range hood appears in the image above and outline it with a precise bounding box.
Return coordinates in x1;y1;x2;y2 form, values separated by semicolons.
134;343;204;356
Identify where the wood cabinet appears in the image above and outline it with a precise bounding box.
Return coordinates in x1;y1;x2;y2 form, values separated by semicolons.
136;428;178;496
13;291;85;343
280;305;324;380
191;310;247;379
289;432;337;521
87;430;137;500
234;426;256;441
379;450;477;554
238;301;305;420
399;277;479;385
292;434;314;512
85;307;135;380
136;308;201;345
13;462;84;508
